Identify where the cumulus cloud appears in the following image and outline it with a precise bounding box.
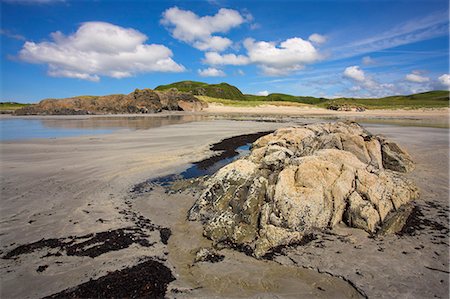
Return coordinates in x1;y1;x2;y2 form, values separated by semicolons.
161;7;246;51
343;65;399;97
243;37;321;75
257;90;269;96
202;36;322;76
18;22;184;81
308;33;327;44
438;74;450;88
203;51;249;65
405;72;430;83
198;67;226;77
343;66;366;82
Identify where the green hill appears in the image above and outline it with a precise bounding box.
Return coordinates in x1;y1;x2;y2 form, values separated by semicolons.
155;81;245;100
0;102;30;111
245;93;329;105
317;90;449;109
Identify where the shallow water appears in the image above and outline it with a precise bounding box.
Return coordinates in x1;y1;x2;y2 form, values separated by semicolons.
0;114;207;141
0;119;114;141
1;112;447;141
149;144;251;186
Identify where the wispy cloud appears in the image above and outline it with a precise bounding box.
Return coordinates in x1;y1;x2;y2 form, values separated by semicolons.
0;29;25;41
331;11;449;60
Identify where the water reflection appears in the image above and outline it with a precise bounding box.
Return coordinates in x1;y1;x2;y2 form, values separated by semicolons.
1;112;447;142
40;114;208;130
0;114;208;141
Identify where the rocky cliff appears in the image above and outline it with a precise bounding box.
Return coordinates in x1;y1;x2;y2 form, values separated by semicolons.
14;88;207;115
189;122;418;258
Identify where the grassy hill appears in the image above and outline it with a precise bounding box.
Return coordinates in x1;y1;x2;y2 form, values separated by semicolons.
0;102;31;111
155;81;245;100
245;93;329;105
244;91;448;109
317;90;449;109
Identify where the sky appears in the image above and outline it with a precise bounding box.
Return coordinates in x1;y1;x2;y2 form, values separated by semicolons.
1;0;449;103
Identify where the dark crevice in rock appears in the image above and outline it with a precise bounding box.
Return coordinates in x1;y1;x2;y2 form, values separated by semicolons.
43;259;175;299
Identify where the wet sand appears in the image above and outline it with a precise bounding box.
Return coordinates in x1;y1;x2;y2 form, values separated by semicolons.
1;116;448;298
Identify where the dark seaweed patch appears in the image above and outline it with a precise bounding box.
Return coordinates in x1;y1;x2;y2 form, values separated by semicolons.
398;205;449;236
36;265;48;273
3;227;156;259
44;259;175;299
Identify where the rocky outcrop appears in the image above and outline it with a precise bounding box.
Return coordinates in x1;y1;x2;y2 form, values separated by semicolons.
14;88;207;115
189;122;419;258
155;88;207;112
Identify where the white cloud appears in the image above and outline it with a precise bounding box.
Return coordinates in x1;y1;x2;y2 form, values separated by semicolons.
198;67;226;77
202;36;322;76
193;36;232;52
244;37;321;75
405;72;430;83
257;90;269;96
343;66;365;82
342;65;401;97
259;65;304;76
308;33;327;44
236;69;245;75
362;56;375;65
161;7;246;51
203;51;250;65
438;74;450;87
18;22;184;81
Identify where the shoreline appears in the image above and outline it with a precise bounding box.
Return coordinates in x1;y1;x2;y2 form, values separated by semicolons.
1;105;448;119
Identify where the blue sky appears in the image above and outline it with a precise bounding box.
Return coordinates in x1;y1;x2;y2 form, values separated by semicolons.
1;0;449;102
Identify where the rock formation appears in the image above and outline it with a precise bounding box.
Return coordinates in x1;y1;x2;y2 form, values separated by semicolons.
14;88;207;115
189;122;418;258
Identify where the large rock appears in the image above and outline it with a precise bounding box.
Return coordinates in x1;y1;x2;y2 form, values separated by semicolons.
14;88;206;115
189;122;419;257
155;88;207;112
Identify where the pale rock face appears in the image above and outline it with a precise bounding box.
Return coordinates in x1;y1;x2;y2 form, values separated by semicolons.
189;122;419;258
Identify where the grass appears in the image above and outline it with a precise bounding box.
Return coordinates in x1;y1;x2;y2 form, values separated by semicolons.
201;90;449;110
317;91;449;109
155;81;246;100
0;102;31;111
196;95;313;107
244;93;329;105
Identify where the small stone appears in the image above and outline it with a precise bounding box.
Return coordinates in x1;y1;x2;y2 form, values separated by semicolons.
194;248;224;263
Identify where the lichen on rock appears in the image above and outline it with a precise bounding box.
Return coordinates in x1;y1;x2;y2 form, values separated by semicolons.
189;122;419;258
